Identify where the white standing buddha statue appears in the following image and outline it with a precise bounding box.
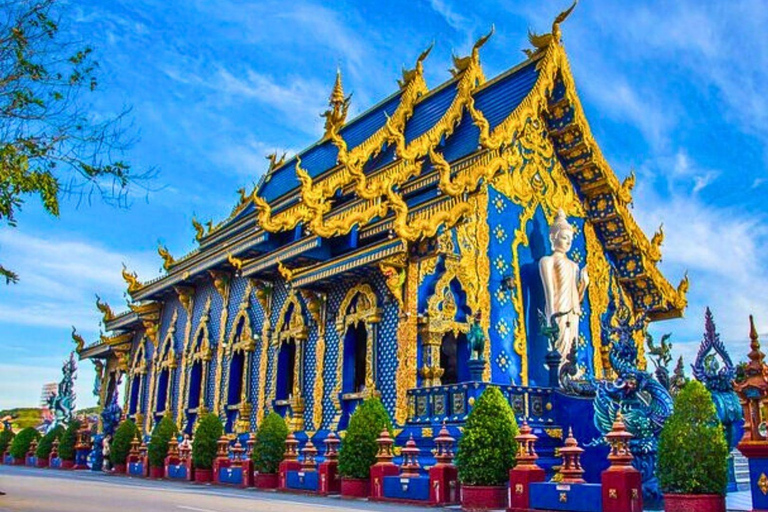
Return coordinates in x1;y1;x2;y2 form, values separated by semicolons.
539;209;589;369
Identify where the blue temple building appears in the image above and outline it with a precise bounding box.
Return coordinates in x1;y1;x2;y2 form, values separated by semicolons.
76;20;687;480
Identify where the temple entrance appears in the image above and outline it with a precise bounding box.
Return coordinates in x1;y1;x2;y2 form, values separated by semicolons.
270;292;308;430
439;332;470;385
129;376;141;415
228;351;245;404
188;360;203;409
156;368;170;414
343;322;368;394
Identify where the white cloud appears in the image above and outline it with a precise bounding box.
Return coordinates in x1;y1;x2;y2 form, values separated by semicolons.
0;230;159;331
427;0;469;32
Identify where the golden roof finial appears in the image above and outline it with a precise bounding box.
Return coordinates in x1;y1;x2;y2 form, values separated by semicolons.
121;263;142;293
525;0;578;57
158;243;175;271
321;68;352;140
71;326;85;353
95;294;114;322
192;216;205;242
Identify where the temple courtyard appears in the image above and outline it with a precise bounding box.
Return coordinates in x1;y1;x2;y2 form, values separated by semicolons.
0;465;756;512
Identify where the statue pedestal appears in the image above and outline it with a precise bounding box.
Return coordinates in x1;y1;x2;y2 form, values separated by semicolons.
468;359;486;382
738;441;768;512
545;350;561;388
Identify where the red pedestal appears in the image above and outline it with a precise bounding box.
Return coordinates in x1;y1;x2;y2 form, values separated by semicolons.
12;457;24;466
149;465;165;479
113;463;126;474
663;494;726;512
61;459;74;469
213;457;231;485
241;459;253;488
508;466;546;511
318;460;340;495
36;458;49;468
370;463;399;500
341;478;370;499
430;465;459;506
278;460;301;490
255;472;279;489
195;469;213;483
461;485;508;511
601;468;643;512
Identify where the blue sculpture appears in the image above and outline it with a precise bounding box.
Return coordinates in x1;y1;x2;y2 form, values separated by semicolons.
592;293;673;508
100;390;123;438
46;352;77;432
691;307;743;491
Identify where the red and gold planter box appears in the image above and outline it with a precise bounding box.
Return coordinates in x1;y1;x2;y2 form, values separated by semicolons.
61;459;75;469
36;458;49;468
113;463;126;474
460;485;507;511
149;466;165;479
255;472;279;489
663;493;725;512
341;478;370;499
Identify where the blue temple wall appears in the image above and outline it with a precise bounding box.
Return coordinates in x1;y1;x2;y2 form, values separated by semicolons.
218;275;247;415
155;297;182;419
486;185;596;387
261;279;289;420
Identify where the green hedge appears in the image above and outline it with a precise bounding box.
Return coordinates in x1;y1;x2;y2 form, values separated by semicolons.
36;426;64;459
456;386;519;486
252;412;288;474
0;429;14;455
59;420;81;461
9;427;40;459
193;413;223;470
338;397;392;479
658;380;728;495
112;420;139;466
148;416;178;468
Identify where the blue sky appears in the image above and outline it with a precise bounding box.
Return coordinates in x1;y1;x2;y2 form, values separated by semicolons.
1;0;767;409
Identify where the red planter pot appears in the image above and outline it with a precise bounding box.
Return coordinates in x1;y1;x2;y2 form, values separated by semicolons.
149;466;165;479
341;478;370;499
113;463;126;474
61;460;74;469
13;458;24;466
461;485;508;511
195;469;213;483
664;494;726;512
254;473;279;489
36;458;49;468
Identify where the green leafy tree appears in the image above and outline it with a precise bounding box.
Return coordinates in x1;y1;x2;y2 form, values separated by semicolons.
658;380;728;495
192;413;223;470
0;429;14;455
148;416;177;468
9;426;40;459
58;419;80;461
456;386;519;486
35;425;64;459
0;0;148;283
338;397;393;479
111;420;139;466
252;412;288;474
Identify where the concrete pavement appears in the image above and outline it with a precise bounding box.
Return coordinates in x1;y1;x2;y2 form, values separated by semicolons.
0;465;451;512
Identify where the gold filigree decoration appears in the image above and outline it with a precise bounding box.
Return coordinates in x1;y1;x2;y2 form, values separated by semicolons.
278;261;296;283
208;270;231;302
158;244;175;271
758;473;768;495
650;224;664;262
121;263;142;293
129;302;162;347
227;253;244;273
95;294;114;323
71;326;85;353
585;222;611;378
152;308;179;417
378;254;407;312
177;297;212;425
523;1;577;58
395;258;419;424
174;286;195;316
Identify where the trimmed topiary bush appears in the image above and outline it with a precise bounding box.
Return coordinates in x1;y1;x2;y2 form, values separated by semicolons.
338;397;393;479
36;426;64;459
148;416;178;468
252;412;288;474
58;420;81;461
112;420;139;466
9;427;40;459
456;386;519;486
0;429;14;455
658;380;728;495
193;413;223;470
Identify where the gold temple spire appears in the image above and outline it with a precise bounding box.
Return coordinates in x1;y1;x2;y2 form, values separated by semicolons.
321;68;352;140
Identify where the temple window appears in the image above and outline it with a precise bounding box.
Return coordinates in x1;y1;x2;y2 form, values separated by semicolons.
270;294;308;431
343;322;368;393
439;331;470;385
276;338;297;400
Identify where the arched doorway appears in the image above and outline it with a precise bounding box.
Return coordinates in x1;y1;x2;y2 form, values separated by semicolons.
184;319;211;434
270;293;307;431
127;341;147;419
334;284;381;429
153;332;177;423
226;311;255;433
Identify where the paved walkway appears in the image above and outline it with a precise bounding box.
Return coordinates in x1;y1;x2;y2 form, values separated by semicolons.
0;464;755;511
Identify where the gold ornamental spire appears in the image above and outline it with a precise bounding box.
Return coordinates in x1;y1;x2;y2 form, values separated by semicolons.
321;68;352;140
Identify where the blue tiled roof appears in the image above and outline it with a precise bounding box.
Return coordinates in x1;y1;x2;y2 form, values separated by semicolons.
257;56;540;206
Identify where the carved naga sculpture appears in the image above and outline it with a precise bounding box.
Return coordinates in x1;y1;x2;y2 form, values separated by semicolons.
691;307;742;451
46;353;78;432
591;291;673;507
